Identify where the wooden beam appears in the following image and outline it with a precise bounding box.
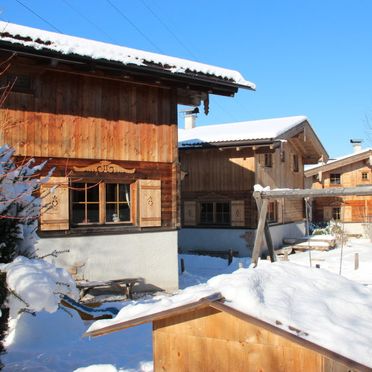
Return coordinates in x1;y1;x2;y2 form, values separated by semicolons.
254;185;372;200
251;196;269;266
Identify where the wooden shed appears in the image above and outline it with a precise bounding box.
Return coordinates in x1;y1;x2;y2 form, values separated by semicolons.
0;21;254;291
85;293;369;372
178;116;328;256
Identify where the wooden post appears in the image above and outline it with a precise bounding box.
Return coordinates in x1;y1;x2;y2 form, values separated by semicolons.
252;191;276;266
283;251;288;261
228;249;233;266
264;222;276;262
251;195;269;267
354;253;359;270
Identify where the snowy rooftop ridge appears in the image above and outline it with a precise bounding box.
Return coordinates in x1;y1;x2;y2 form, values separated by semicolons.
305;147;372;173
0;21;255;89
178;115;308;147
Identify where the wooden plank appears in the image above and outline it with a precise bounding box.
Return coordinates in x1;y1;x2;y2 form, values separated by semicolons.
210;301;368;372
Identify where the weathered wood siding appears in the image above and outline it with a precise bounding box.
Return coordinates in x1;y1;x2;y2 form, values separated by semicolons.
310;159;372;222
1;64;178;163
181;147;256;192
255;141;304;223
254;141;304;190
180;141;305;227
0;58;180;230
180;147;257;227
153;307;355;372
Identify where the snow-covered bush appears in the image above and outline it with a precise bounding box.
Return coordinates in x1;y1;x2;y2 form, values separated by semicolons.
0;145;50;263
1;256;78;318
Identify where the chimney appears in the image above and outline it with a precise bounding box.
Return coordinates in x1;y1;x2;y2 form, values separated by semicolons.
184;107;199;130
350;139;363;153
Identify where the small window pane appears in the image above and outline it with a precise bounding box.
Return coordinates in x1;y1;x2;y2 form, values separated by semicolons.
87;183;99;202
72;204;85;224
216;202;230;225
200;203;213;224
106;204;117;222
264;153;272;167
332;207;341;220
330;174;341;185
72;183;86;203
119;184;129;202
267;202;278;223
119;204;130;221
87;204;99;223
106;184;117;202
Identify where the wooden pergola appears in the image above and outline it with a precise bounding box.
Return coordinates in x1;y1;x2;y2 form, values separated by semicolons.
252;185;372;266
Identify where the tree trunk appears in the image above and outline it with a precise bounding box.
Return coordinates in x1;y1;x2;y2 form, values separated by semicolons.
0;272;9;367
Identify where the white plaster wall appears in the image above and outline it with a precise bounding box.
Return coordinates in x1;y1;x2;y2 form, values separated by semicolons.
269;221;306;249
179;222;306;257
36;231;179;292
178;228;252;256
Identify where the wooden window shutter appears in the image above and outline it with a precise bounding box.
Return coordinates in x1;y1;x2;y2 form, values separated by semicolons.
323;207;332;221
231;200;245;226
138;179;161;227
183;201;196;226
40;177;69;231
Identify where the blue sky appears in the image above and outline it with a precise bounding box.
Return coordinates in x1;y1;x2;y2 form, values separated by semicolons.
1;0;372;157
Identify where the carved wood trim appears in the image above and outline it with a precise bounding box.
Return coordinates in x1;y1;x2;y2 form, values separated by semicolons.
73;161;136;174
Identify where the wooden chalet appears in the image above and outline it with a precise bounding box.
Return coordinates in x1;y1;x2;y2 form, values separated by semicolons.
178;116;328;255
85;293;369;372
0;22;254;291
305;142;372;234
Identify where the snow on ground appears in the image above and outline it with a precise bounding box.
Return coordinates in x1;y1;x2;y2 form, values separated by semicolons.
179;254;251;289
288;238;372;285
2;238;372;371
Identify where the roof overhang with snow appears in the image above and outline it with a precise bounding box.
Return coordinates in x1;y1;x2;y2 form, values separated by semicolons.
179;116;328;164
84;292;367;371
0;22;255;106
305;148;372;177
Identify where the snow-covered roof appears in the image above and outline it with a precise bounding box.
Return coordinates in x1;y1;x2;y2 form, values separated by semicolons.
86;261;372;369
178;115;308;147
305;148;372;175
0;21;255;90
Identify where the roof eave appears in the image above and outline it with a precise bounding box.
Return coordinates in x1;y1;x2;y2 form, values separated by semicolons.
179;138;276;149
0;41;253;95
305;149;372;177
